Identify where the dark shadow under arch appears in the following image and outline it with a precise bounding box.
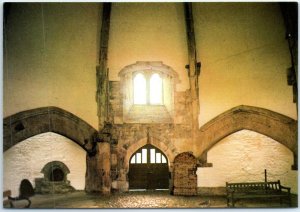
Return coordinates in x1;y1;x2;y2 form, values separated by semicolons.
3;107;98;152
197;105;298;169
41;161;70;182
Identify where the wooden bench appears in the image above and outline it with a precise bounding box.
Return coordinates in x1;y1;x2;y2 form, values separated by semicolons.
226;180;291;207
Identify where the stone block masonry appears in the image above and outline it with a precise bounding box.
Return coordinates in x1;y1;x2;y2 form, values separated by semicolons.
173;152;198;196
107;80;196;193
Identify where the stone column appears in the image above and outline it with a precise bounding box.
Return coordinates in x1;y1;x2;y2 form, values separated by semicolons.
99;141;111;194
85;143;102;192
85;142;111;194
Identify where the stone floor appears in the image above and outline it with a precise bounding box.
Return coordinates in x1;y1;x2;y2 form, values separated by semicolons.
5;190;298;209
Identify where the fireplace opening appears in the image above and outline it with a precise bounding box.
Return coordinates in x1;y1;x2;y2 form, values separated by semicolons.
50;168;64;182
35;161;75;194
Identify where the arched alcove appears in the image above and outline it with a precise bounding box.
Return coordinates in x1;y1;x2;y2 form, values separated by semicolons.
38;160;75;194
41;161;70;182
197;130;298;194
197;105;297;169
3;132;86;196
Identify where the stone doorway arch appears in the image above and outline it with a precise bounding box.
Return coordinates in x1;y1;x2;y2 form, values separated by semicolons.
128;144;169;190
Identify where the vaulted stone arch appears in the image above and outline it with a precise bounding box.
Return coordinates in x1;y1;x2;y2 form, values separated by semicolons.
197;105;298;169
3;107;98;152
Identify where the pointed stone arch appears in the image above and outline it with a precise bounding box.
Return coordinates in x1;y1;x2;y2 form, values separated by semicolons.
3;107;98;152
197;105;297;169
125;136;178;170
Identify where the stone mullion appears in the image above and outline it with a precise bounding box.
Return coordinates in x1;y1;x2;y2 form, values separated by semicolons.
146;72;150;105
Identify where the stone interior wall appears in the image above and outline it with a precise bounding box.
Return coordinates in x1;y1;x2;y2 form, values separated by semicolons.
3;2;298;196
197;130;298;194
173;153;198;196
3;132;86;196
108;81;196;191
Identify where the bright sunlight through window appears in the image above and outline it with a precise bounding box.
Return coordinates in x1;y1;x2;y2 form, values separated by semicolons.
133;73;147;104
150;73;163;105
133;73;163;105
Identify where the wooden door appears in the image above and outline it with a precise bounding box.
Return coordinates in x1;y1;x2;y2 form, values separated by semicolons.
129;144;169;190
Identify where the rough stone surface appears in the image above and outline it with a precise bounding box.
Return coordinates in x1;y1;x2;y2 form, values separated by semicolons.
196;105;298;168
3;132;86;196
34;161;75;194
197;130;298;194
5;190;296;208
37;180;75;194
106;81;194;192
173;152;197;196
3;107;98;152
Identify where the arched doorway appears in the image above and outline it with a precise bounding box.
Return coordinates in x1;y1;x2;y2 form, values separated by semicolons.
128;144;169;190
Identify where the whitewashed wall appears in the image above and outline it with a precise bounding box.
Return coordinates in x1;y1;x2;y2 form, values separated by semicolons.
197;130;298;194
3;132;86;196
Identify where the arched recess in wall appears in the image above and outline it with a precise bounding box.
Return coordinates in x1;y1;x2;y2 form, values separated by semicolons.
3;107;98;153
197;105;298;169
196;130;297;194
3;132;86;196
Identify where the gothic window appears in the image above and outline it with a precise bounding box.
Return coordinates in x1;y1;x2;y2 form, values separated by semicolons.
119;62;178;123
133;72;163;105
133;73;147;104
130;146;167;164
150;73;163;105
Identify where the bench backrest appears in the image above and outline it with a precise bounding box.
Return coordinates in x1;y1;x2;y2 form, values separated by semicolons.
226;181;281;193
